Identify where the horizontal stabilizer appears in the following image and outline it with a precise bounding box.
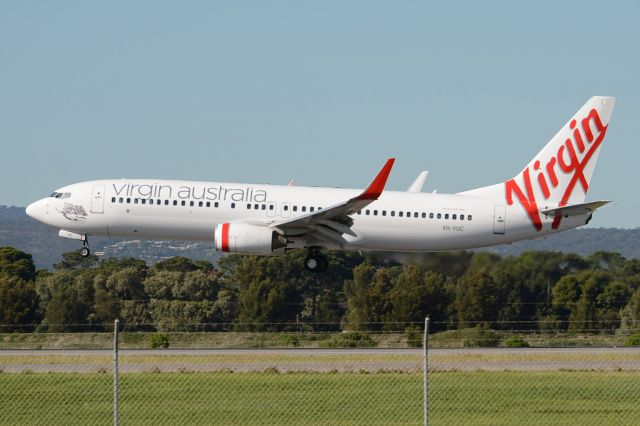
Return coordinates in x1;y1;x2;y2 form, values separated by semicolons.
540;200;610;217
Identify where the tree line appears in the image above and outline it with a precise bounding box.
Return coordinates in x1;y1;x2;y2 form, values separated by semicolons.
1;246;639;333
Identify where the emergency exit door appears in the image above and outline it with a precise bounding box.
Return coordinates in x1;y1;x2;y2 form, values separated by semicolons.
493;206;506;235
91;185;105;214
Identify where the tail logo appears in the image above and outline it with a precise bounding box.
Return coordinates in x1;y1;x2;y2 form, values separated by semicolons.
505;108;608;231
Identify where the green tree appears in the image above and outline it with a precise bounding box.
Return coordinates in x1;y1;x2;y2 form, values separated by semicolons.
0;275;40;331
455;270;499;328
53;251;99;270
0;246;36;281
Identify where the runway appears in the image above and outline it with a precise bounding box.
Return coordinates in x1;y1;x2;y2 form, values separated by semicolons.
2;347;639;373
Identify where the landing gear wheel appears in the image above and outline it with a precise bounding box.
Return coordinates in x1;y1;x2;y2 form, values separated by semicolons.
80;236;90;257
304;249;328;273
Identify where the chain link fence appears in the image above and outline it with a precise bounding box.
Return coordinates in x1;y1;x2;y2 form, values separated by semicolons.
2;321;640;425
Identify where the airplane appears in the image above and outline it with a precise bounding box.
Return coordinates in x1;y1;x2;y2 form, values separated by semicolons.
26;96;615;272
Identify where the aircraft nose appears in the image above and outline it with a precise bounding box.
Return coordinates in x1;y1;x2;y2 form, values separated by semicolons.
26;200;44;221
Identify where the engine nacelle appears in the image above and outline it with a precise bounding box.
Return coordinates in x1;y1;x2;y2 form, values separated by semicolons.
214;222;287;255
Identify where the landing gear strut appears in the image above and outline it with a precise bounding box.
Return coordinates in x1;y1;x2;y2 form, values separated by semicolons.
304;248;328;273
80;236;91;257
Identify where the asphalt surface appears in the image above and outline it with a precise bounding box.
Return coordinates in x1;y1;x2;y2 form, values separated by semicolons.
2;347;639;373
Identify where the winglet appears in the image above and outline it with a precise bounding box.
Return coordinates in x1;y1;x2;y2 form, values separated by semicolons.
357;158;395;200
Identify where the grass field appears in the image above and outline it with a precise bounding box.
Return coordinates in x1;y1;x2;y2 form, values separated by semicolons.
1;371;639;425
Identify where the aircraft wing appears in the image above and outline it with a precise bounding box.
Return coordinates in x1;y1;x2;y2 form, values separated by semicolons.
540;200;610;217
267;158;395;246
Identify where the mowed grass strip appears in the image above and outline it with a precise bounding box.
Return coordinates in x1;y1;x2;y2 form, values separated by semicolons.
0;371;639;425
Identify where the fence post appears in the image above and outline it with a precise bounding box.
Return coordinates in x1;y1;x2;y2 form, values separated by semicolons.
114;319;120;426
423;317;429;426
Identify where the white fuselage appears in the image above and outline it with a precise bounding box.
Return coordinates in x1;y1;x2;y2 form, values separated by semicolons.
25;178;587;253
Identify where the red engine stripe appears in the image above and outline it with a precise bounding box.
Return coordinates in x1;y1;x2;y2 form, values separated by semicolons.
221;223;230;252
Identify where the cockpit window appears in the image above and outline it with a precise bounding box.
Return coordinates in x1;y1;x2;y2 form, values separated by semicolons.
50;192;71;199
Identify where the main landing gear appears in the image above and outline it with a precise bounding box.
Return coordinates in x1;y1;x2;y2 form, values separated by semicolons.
304;248;328;273
80;235;91;257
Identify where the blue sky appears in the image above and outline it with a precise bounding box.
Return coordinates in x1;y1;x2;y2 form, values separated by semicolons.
1;1;638;228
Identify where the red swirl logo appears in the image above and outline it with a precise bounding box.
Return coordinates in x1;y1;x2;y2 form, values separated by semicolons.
505;108;608;231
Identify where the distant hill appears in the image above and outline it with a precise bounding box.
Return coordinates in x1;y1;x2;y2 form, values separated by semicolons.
0;205;638;270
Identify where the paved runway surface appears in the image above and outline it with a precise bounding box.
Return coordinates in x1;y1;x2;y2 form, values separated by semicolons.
2;348;639;373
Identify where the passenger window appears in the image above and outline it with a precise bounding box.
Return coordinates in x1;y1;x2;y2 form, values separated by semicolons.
366;210;370;215
231;203;236;208
157;199;161;205
452;214;457;220
293;206;298;212
382;210;386;216
460;214;464;220
391;211;395;217
270;205;274;210
181;201;186;206
247;204;252;209
406;212;411;218
199;201;203;207
399;211;403;217
318;207;322;210
422;213;426;218
468;215;472;221
141;199;146;205
373;210;378;216
414;212;418;218
445;214;449;219
111;197;116;203
127;198;131;203
261;204;266;210
119;197;123;203
284;205;289;211
206;201;210;207
310;207;314;212
429;213;434;219
134;199;139;204
437;213;441;219
165;200;169;206
214;202;219;208
189;201;194;207
173;200;178;206
254;204;259;209
302;206;306;212
357;210;361;215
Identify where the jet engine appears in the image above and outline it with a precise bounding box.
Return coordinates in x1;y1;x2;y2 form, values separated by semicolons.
214;222;287;255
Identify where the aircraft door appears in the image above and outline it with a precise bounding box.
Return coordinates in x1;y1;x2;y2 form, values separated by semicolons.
91;185;105;214
493;205;506;235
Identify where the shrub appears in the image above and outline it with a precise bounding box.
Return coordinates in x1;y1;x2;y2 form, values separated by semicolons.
505;337;530;348
462;328;499;348
281;334;300;347
150;333;170;349
321;331;376;348
405;326;423;348
624;333;640;347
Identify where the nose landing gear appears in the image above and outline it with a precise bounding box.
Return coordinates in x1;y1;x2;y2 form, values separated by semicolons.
80;236;91;257
304;248;328;272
